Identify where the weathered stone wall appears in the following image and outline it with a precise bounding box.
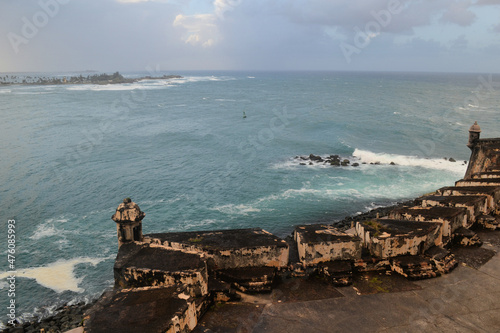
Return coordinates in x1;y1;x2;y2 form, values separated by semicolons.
355;221;441;259
115;267;208;297
113;243;209;297
294;225;362;266
146;229;290;270
166;294;198;333
464;139;500;179
436;186;500;214
388;207;467;244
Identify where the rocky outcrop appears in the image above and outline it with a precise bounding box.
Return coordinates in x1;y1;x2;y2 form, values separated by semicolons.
294;154;398;167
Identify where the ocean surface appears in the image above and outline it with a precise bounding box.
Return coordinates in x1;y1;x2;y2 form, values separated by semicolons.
1;70;500;325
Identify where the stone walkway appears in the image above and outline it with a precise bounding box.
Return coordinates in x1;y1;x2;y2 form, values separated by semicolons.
196;231;500;333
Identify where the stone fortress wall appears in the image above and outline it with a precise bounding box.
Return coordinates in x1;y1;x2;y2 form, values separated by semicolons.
83;122;500;333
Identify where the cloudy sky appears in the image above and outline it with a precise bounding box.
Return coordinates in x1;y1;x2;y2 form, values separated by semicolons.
1;0;500;73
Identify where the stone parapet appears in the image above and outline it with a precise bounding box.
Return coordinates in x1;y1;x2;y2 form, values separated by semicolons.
356;219;441;259
84;286;197;333
294;224;362;266
114;242;208;297
146;228;289;269
388;206;467;244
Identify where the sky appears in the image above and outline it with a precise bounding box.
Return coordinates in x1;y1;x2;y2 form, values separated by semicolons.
1;0;500;73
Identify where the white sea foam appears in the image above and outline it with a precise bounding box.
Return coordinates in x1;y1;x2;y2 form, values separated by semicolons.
0;257;110;293
271;158;334;170
353;149;467;174
65;75;235;92
181;219;219;230
212;203;262;215
29;217;69;240
212;186;358;216
66;83;160;91
29;223;59;240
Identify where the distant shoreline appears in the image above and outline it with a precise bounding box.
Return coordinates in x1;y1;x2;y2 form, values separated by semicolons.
0;71;182;87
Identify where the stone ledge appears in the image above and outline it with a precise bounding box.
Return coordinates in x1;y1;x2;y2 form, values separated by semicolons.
114;242;208;297
146;228;289;269
294;224;362;266
84;286;197;333
356;219;441;259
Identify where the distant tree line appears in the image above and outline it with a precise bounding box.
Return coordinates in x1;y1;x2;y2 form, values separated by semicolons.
0;72;181;86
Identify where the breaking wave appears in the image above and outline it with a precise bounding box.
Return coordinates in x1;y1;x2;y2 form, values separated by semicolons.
0;256;111;294
352;149;467;174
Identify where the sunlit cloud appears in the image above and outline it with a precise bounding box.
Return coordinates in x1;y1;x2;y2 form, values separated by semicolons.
173;0;241;47
116;0;171;3
440;0;476;26
173;13;219;47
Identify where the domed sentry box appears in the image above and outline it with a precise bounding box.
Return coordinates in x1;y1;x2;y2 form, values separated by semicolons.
112;198;145;247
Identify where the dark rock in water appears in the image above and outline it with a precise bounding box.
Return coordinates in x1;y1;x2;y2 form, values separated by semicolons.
390;162;396;165
300;163;306;166
309;154;323;162
331;160;340;166
309;162;313;165
464;161;467;164
340;159;350;166
374;162;381;165
362;162;367;164
352;163;359;167
300;156;309;160
449;158;456;162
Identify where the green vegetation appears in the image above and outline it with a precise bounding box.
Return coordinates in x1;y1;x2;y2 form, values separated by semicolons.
364;220;385;237
188;237;203;243
0;71;182;86
368;276;389;293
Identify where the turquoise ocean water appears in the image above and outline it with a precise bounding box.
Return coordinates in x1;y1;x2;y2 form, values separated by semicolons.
1;71;499;325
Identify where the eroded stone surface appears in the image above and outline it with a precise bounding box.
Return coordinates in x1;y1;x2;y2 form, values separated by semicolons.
418;195;488;227
388;206;467;243
294;224;362;266
217;266;277;293
147;228;289;269
317;260;353;286
114;242;208;297
356;219;441;259
84;286;197;333
390;255;439;280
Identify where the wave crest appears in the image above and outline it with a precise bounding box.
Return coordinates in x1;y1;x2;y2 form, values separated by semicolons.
0;256;112;293
353;149;467;174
